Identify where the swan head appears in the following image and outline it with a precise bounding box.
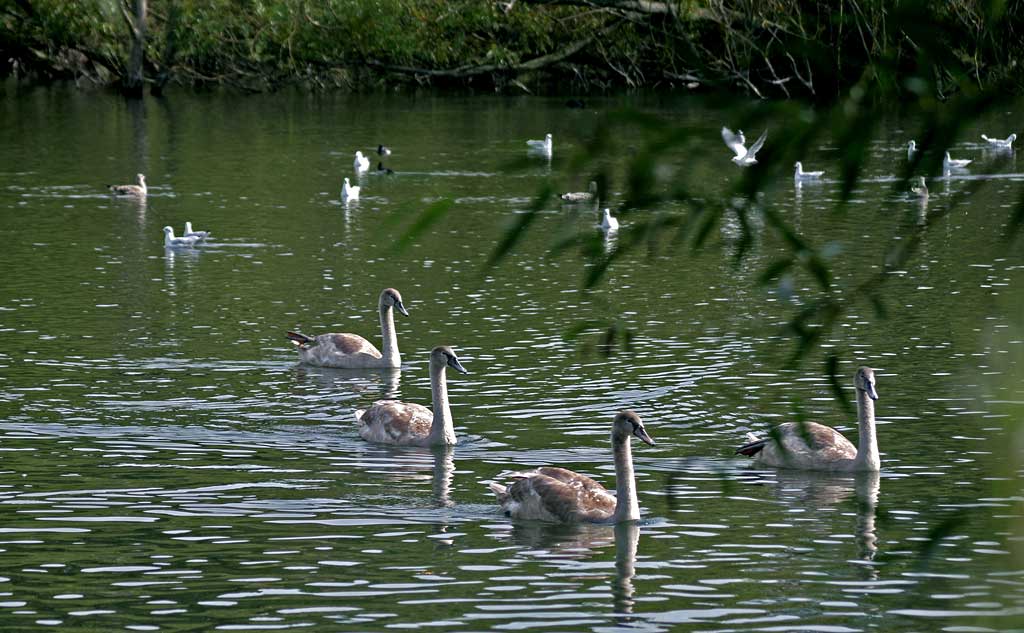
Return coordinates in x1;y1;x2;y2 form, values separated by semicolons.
431;345;469;374
162;226;174;237
344;177;351;186
794;161;803;172
1009;133;1018;143
136;173;146;185
855;366;879;401
908;140;916;151
355;151;365;160
944;151;952;161
185;221;194;233
381;287;409;317
613;410;655;446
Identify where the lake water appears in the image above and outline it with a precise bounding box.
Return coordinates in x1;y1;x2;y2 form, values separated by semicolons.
1;84;1022;632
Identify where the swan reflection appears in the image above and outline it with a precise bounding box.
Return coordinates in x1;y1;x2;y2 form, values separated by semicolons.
491;520;642;616
349;442;455;509
291;365;401;401
742;469;880;572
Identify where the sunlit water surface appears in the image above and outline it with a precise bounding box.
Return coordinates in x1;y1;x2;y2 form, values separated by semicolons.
1;85;1022;632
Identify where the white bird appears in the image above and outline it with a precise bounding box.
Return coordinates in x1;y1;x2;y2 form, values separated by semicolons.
527;133;553;156
600;208;619;232
489;410;655;523
736;367;880;472
944;151;972;170
794;161;825;181
561;181;597;202
354;151;370;172
354;346;469;447
162;226;198;249
108;173;147;196
183;221;209;242
981;133;1016;149
342;177;360;201
722;127;767;166
286;288;409;369
910;176;929;199
907;140;917;160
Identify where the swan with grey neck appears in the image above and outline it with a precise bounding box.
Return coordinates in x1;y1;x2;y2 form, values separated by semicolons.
735;367;880;471
354;346;469;446
286;288;408;369
109;173;147;196
489;410;655;523
561;181;597;202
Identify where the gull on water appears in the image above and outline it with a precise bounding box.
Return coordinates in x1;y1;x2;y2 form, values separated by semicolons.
722;127;767;166
163;226;198;248
109;173;147;196
183;221;210;242
600;208;619;232
527;133;553;156
561;181;597;202
943;151;972;170
342;177;360;201
354;151;370;172
981;133;1016;149
794;161;825;181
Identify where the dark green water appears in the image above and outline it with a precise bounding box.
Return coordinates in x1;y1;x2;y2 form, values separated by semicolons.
0;84;1022;632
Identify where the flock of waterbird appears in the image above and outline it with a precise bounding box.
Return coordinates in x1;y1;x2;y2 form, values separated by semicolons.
283;286;883;524
101;123;1014;523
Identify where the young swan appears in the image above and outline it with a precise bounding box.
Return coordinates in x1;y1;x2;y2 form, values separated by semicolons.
489;410;656;523
561;181;598;202
736;367;880;472
910;176;929;199
286;288;409;369
109;173;147;196
355;346;469;446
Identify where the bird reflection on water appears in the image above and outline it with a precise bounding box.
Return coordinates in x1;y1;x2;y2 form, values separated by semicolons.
740;468;881;577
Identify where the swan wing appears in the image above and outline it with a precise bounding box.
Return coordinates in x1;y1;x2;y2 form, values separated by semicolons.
300;333;383;367
357;400;433;445
501;468;615;522
752;421;857;468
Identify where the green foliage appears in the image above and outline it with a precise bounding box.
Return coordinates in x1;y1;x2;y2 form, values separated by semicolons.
7;0;1021;95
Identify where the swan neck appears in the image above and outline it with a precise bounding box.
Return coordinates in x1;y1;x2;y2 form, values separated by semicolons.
612;435;639;522
426;362;456;445
854;389;880;471
379;301;400;365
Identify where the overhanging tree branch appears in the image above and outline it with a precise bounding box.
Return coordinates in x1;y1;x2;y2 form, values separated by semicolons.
367;18;623;79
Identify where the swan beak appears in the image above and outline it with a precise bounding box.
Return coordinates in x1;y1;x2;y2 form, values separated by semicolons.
395;301;410;317
865;382;879;401
634;426;655;446
448;357;469;374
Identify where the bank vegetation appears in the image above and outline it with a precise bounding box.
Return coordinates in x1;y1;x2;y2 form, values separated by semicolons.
2;0;1022;99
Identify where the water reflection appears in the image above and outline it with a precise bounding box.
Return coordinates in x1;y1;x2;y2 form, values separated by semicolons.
612;521;640;617
291;365;402;401
742;469;881;574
